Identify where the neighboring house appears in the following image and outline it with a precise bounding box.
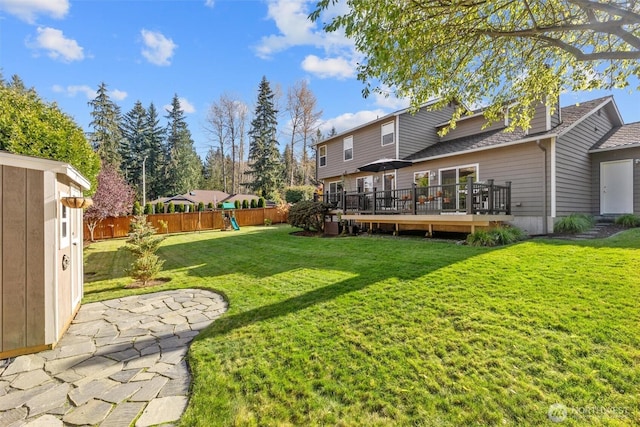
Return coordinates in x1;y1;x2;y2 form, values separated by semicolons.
151;190;261;210
0;151;91;358
316;96;638;235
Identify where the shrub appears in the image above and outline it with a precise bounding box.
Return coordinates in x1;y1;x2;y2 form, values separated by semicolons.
144;202;153;214
251;199;258;208
198;202;205;212
126;215;165;286
287;200;332;232
235;200;241;209
158;219;169;234
132;201;142;215
191;203;196;213
168;202;175;213
285;185;316;204
156;202;164;214
466;229;497;247
258;198;265;208
207;202;214;210
554;213;594;234
217;202;223;209
615;213;640;228
264;218;272;226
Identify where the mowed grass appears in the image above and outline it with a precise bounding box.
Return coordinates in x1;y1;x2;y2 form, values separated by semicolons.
84;225;640;426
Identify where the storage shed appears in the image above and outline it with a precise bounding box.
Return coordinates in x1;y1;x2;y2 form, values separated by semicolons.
0;152;91;359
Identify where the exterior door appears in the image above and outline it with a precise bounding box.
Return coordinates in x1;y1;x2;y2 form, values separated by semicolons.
601;160;633;214
70;205;82;307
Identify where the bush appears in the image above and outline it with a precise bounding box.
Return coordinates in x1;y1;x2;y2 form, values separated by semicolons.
258;198;265;208
217;202;223;209
132;201;142;215
250;199;258;208
207;202;214;210
466;226;526;247
235;200;241;209
554;213;594;234
285;185;316;203
466;229;497;247
615;213;640;228
168;202;175;213
242;199;249;209
144;202;153;214
264;218;272;226
287;200;332;232
126;215;165;286
198;202;205;212
156;202;164;214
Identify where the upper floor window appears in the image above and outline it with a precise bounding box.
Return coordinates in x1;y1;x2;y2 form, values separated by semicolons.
381;122;394;146
344;136;353;161
319;145;327;167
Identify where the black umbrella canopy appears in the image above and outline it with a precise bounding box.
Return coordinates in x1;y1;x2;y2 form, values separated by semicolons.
357;158;413;172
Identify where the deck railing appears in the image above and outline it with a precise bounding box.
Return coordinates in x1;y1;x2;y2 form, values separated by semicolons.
322;178;511;215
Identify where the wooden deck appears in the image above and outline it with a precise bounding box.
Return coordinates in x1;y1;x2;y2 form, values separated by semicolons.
341;213;514;236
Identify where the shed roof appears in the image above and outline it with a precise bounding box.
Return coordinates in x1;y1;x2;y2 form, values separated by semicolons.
0;151;91;190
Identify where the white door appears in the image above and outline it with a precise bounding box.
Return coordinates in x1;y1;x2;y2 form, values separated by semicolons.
601;159;633;214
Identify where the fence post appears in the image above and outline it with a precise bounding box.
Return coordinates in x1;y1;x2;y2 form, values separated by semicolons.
487;179;494;214
466;176;474;215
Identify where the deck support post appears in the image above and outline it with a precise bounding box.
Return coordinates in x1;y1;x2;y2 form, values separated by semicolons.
487;179;495;214
466;177;474;215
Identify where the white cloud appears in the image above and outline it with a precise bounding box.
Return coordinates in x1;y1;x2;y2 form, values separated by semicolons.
140;29;177;66
319;109;387;136
52;84;127;101
204;0;215;8
29;27;84;62
372;86;411;110
0;0;69;23
164;97;196;114
301;55;355;79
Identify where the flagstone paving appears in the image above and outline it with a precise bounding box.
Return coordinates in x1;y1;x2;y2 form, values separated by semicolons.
0;289;227;426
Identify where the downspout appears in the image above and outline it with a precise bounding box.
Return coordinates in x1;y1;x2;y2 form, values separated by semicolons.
536;139;548;234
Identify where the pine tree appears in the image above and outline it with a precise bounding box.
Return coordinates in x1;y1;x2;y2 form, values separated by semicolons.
245;76;282;199
164;94;202;195
121;101;149;200
88;82;124;169
145;103;167;200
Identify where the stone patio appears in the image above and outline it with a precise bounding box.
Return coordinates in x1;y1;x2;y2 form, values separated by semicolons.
0;289;227;426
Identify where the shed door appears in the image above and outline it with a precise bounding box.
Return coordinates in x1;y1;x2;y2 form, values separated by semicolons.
601;159;633;214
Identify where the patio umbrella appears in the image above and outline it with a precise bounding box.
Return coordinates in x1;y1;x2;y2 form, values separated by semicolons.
357;158;413;172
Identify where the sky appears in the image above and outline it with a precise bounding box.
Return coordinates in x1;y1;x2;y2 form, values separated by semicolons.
1;0;639;159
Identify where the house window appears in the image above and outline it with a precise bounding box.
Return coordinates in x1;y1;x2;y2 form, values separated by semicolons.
381;122;394;146
329;181;343;194
319;145;327;167
343;136;353;161
356;176;373;193
414;171;430;187
60;198;70;249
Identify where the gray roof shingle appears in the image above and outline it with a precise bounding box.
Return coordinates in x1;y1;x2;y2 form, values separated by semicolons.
591;121;640;151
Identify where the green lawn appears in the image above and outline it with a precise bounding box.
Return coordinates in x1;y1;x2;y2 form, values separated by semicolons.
84;225;640;426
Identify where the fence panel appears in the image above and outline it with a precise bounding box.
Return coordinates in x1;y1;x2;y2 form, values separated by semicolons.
84;207;288;241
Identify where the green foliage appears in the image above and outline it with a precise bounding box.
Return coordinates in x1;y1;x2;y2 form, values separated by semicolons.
167;202;175;213
310;1;640;133
125;214;165;285
88;82;124;169
615;214;640;228
235;200;241;209
144;203;153;215
258;198;266;208
554;213;594;234
250;199;258;208
198;201;205;212
264;218;272;226
0;76;100;192
217;202;223;209
285;185;316;203
132;201;142;216
242;199;249;209
156;202;164;214
158;219;169;234
207;202;214;210
287;200;332;232
467;226;526;247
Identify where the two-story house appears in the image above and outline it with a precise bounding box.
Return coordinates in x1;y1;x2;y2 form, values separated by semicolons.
316;96;639;235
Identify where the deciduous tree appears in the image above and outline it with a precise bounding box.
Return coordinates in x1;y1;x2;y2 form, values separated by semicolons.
311;0;640;130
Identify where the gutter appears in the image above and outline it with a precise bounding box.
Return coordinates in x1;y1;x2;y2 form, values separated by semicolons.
536;139;548;234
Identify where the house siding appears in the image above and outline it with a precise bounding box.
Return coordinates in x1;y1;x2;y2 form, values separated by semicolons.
590;148;640;214
318;121;397;180
555;108;615;216
398;105;457;158
439;115;505;142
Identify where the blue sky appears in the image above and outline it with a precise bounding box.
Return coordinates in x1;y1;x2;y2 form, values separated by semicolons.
1;0;639;159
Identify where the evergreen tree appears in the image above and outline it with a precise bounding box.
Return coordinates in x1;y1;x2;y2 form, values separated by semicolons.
121;101;149;200
245;76;282;199
88;82;124;169
145;103;167;200
164;94;202;195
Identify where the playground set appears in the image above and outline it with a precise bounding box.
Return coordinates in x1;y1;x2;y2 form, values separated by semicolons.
221;202;240;231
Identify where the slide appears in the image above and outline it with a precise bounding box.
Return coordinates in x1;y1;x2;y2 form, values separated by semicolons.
230;217;240;230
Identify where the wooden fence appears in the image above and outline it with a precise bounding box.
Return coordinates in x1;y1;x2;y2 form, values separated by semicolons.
84;208;288;241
